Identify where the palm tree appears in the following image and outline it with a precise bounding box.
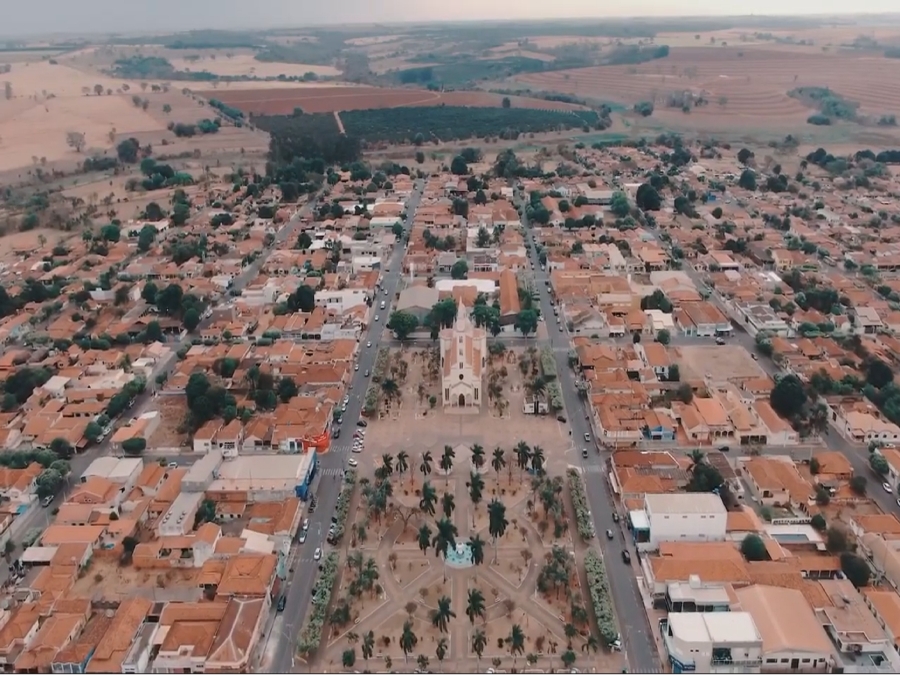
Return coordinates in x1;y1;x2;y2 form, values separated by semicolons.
466;588;486;624
441;492;455;519
471;443;485;471
506;624;526;668
420;481;438;516
431;595;455;633
472;629;488;667
362;630;375;663
381;453;394;477
526;653;539;668
689;449;705;466
530;445;545;475
440;444;455;482
342;648;356;669
582;634;600;654
528;376;546;400
491;447;506;480
397;450;410;483
488;498;509;563
420;451;433;481
514;441;532;473
381;378;399;401
561;649;577;670
348;550;364;573
468;471;485;527
347;631;360;646
417;523;432;556
416;654;430;672
564;622;578;648
470;534;486;566
432;517;458;581
400;621;418;663
436;637;448;672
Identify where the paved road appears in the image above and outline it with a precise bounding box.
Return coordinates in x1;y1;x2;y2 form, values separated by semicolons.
518;200;659;672
269;182;424;673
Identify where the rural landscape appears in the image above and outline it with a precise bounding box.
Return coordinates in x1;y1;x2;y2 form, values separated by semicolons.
3;9;900;675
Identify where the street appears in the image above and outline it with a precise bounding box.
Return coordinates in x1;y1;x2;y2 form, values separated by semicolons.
517;207;660;672
269;182;424;673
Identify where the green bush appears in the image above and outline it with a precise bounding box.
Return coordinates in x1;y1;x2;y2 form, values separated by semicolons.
567;469;593;540
547;381;563;411
296;550;340;656
363;383;379;416
331;469;356;543
540;347;557;380
585;550;619;644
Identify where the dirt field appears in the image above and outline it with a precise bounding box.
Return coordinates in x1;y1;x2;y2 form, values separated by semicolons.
167;54;340;79
0;228;69;258
0;61;161;171
211;86;591;115
677;344;766;383
513;46;900;133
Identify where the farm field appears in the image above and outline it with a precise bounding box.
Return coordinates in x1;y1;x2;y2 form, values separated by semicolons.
513;46;900;133
211;86;591;115
166;54;340;79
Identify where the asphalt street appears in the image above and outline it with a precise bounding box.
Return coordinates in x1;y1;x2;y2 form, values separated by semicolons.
269;182;424;673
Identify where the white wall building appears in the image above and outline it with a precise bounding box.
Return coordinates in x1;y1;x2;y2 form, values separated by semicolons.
643;493;727;549
661;612;763;673
315;287;370;314
440;301;486;409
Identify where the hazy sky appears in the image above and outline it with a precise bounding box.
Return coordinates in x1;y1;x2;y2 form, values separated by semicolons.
4;1;898;37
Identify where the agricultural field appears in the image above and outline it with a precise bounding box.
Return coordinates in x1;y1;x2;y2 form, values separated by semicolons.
211;86;592;115
166;53;340;79
512;46;900;134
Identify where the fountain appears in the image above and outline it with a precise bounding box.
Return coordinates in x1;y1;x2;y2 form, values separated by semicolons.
444;540;474;568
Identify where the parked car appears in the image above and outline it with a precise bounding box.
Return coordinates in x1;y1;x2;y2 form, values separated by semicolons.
313;548;322;561
357;420;368;427
584;433;591;442
606;529;614;540
366;341;372;348
348;458;358;467
41;495;53;508
581;449;588;459
884;482;893;494
277;595;286;612
557;414;566;422
364;369;370;377
298;531;307;544
622;550;631;564
332;428;341;439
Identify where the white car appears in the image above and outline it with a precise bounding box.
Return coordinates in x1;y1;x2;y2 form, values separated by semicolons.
366;341;372;348
351;446;362;453
343;395;350;405
374;315;380;322
584;433;591;442
298;531;307;544
884;482;893;494
313;547;322;561
348;458;358;467
354;364;359;371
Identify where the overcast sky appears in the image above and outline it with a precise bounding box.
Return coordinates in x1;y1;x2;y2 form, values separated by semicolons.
4;1;898;38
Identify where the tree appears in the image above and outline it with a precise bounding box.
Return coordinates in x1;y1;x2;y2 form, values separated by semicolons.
440;445;455;479
451;259;469;279
50;437;74;459
436;637;448;670
137;224;157;252
472;629;487;666
362;630;375;663
738;168;757;191
296;231;312;250
470;534;486;566
770;375;806;418
867;359;894;389
116;137;140;163
420;481;437;516
417;655;430;672
66;131;86;153
610;191;630;218
515;309;539;337
502;96;511;108
35;469;63;499
471;444;485;471
121;437;147;455
810;513;827;531
430;596;455;633
468;471;484;523
277;376;298;403
342;649;356;669
183;307;201;332
85;421;103;442
100;223;121;242
506;624;526;668
870;453;890;475
386;310;418;340
561;649;577;670
415;151;425;164
491;447;506;480
737;147;754;165
450;155;468;176
441;492;455;518
420;451;433;479
826;526;849;552
488;499;509;563
841;552;871;588
466;588;486;624
740;534;767;561
656;329;671;345
850;475;868;495
635;183;661;211
417;523;432;556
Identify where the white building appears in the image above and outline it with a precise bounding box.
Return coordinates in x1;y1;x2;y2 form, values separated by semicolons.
661;612;763;673
642;493;727;549
315;287;370;314
439;301;486;408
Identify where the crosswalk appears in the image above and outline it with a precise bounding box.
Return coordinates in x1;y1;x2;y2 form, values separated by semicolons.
581;464;605;473
327;444;356;455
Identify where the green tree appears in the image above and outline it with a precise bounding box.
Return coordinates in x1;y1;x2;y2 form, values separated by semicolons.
506;624;526;668
85;421;103;442
450;156;468;176
277;376;298;403
430;596;455;633
183;307;201;332
441;491;455;519
466;588;486;624
561;649;577;670
871;453;890;475
451;259;469;279
436;637;448;671
361;630;375;663
491;447;506;480
840;552;871;588
420;481;438;516
867;359;894;389
342;649;356;669
770;374;807;418
471;444;485;471
635;183;661;211
121;437;147;455
515;309;539;337
656;329;671;345
502;96;511;108
472;629;487;666
295;231;312;250
610;191;630;217
417;523;432;556
740;534;767;561
420;450;433;479
387;311;419;340
739;168;757;190
137;224;157;252
488;499;509;563
35;469;63;499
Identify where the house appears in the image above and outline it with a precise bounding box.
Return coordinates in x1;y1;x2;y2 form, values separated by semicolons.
660;612;763;673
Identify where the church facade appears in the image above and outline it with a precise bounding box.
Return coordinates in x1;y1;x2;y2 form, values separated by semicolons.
440;301;487;408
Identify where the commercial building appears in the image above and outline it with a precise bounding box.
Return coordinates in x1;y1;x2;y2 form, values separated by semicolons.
660;612;763;673
635;493;727;550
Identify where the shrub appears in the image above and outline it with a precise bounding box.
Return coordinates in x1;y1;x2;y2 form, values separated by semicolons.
585;550;618;644
363;383;379;416
331;469;356;543
546;381;563;411
539;347;557;380
296;550;340;656
567;469;593;541
807;114;832;126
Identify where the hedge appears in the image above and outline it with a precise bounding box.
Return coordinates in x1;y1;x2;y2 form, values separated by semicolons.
363;383;379;416
567;469;594;540
584;550;619;645
540;346;557;380
331;469;356;543
296;550;340;656
547;381;563;410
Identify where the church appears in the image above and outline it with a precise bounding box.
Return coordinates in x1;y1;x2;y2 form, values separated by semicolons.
440;301;487;408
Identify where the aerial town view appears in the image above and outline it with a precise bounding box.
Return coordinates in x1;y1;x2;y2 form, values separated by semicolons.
3;4;900;673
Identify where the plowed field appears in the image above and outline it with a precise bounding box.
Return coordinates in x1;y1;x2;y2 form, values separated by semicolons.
513;47;900;131
210;86;589;115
